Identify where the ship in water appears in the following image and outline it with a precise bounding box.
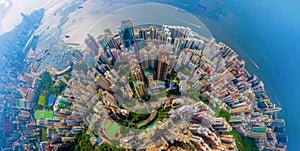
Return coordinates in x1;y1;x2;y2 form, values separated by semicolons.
177;8;186;13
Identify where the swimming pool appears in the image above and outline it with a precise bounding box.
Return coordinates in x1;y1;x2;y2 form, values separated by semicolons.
148;121;160;131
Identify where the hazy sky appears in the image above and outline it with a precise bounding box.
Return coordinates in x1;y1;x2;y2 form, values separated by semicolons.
0;0;12;27
0;0;45;34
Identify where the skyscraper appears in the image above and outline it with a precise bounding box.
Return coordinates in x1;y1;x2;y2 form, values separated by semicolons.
95;64;110;75
149;25;157;40
213;117;232;133
157;55;170;81
134;81;146;97
95;74;111;91
149;48;158;68
119;19;135;49
85;34;99;56
139;49;150;69
102;91;115;105
111;48;121;61
16;99;30;110
138;27;146;40
131;64;144;82
103;28;113;36
98;36;110;52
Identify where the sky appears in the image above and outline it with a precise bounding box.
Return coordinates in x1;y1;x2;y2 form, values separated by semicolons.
0;0;45;34
0;0;12;30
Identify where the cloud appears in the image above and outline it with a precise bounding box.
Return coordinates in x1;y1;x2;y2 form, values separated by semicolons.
0;0;11;18
0;0;11;10
0;0;11;33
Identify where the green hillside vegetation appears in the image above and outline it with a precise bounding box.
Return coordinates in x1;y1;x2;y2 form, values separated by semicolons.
224;129;258;151
109;106;173;129
197;97;209;105
74;127;124;151
110;111;151;128
217;109;231;122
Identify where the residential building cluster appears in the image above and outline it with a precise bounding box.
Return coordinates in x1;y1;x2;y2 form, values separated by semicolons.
61;19;286;150
0;17;287;151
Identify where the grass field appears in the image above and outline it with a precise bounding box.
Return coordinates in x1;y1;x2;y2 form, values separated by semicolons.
44;110;54;119
103;119;119;138
104;122;111;129
107;123;118;137
38;95;46;106
34;110;42;119
34;110;54;119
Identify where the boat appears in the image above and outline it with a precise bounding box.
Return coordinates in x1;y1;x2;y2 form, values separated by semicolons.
177;8;186;13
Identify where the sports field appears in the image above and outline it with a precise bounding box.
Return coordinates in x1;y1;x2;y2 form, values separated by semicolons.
34;110;54;119
44;110;54;118
34;110;42;119
107;123;118;137
104;122;111;129
103;119;119;138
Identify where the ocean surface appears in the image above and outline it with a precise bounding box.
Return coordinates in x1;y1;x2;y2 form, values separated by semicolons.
149;0;299;149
